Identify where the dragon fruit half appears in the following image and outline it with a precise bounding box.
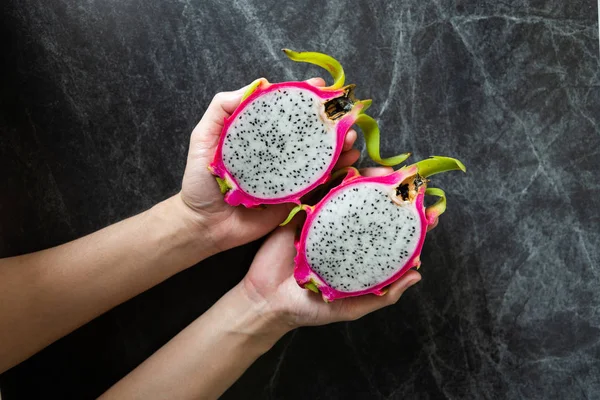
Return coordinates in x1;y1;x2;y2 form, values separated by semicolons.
282;156;466;302
209;49;409;207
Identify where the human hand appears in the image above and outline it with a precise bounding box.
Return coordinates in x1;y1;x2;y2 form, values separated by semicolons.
178;78;361;253
241;167;422;332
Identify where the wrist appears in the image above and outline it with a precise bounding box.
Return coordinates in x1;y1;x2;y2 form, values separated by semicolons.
148;194;219;269
226;283;291;354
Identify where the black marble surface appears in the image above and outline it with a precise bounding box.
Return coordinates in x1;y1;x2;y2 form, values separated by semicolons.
1;1;599;399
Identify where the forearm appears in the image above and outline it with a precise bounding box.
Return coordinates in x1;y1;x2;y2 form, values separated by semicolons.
0;194;215;373
100;283;288;400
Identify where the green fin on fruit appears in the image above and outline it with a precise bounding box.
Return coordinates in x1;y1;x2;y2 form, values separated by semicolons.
241;78;265;101
412;156;466;178
425;187;447;219
283;49;345;90
354;114;411;167
355;99;372;113
329;166;360;183
305;281;320;293
215;177;231;194
280;204;311;226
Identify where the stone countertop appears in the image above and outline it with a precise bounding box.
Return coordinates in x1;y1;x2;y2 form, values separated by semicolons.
1;1;599;399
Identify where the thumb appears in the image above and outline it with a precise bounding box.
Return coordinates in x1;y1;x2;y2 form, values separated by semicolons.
191;81;258;148
192;90;243;140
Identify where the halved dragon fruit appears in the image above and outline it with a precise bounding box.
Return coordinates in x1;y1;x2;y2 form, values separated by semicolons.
283;156;466;302
209;49;409;207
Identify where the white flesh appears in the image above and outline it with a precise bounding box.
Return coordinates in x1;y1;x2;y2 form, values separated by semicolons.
305;183;422;292
222;88;338;198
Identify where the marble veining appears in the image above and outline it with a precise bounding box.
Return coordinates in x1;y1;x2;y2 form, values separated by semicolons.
0;0;599;399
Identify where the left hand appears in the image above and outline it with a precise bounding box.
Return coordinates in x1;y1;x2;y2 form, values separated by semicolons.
178;78;361;253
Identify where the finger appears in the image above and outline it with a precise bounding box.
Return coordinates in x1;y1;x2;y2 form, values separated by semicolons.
211;89;245;118
192;79;258;136
336;270;421;321
284;203;308;228
192;91;243;140
343;129;358;151
306;77;326;87
334;148;360;170
385;270;421;301
359;167;394;177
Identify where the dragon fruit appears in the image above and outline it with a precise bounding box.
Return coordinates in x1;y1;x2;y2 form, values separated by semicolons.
209;49;410;207
282;156;466;302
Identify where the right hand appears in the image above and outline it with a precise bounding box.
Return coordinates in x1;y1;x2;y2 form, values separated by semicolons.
241;167;422;332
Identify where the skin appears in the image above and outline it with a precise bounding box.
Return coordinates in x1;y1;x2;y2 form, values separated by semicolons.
0;78;421;399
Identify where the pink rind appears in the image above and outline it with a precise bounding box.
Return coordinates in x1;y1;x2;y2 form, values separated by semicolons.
293;167;427;302
209;80;357;208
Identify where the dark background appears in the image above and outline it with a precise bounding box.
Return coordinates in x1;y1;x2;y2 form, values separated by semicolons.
1;0;599;399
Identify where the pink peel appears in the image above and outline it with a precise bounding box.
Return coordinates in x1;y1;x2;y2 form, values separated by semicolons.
290;156;465;302
209;81;366;208
293;175;427;301
208;49;410;208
